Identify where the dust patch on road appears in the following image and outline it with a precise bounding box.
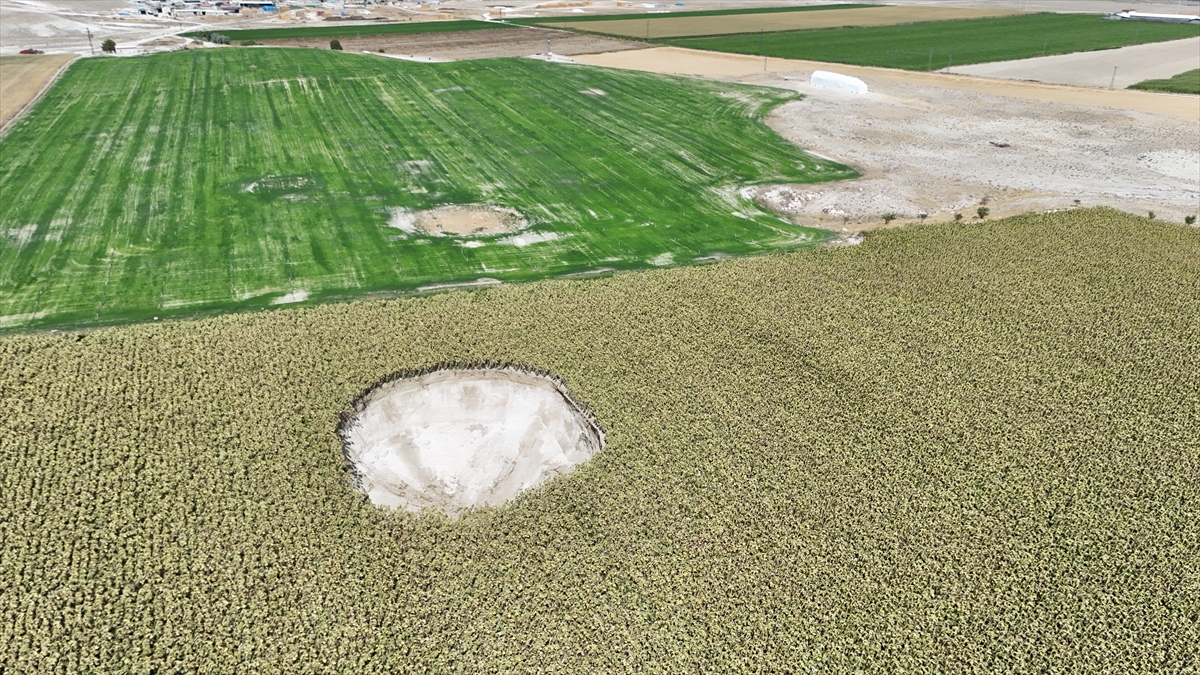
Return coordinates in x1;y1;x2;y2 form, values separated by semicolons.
0;53;76;136
536;6;1022;40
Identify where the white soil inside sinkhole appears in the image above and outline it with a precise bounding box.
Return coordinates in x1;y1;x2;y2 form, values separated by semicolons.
388;204;526;237
341;368;603;516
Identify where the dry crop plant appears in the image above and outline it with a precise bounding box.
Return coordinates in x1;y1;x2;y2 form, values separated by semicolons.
0;209;1197;672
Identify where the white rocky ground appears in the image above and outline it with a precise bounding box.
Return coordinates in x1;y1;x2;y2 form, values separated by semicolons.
758;74;1200;228
342;369;603;516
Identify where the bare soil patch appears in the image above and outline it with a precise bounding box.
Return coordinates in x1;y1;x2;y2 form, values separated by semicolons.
0;53;75;135
946;37;1200;89
538;6;1022;39
259;28;642;60
390;204;527;237
340;368;603;516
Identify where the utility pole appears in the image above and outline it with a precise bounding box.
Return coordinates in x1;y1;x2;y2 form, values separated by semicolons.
1110;66;1117;89
927;46;933;70
87;28;95;55
645;20;649;41
1042;34;1047;56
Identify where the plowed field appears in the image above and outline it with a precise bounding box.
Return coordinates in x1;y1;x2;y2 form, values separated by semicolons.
0;54;75;135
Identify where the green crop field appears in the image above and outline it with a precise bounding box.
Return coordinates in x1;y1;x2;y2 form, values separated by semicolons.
0;49;853;332
2;209;1197;672
1130;68;1200;94
663;14;1200;70
509;3;874;25
183;20;509;41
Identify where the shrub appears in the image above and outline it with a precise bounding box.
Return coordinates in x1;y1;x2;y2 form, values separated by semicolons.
330;38;343;51
1186;215;1196;225
977;206;990;220
882;212;899;224
101;38;116;53
954;213;963;222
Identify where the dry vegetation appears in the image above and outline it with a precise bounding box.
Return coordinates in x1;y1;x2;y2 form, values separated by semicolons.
0;54;75;135
1;209;1197;672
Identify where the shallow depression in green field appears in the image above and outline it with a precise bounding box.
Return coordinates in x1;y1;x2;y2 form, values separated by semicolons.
0;49;853;331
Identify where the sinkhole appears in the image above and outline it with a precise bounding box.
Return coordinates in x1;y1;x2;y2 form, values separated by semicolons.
340;367;604;516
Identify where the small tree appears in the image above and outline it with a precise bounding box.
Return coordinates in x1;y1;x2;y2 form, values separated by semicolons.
1147;211;1156;220
882;212;898;224
1186;215;1196;225
977;206;990;220
101;38;116;53
330;39;343;51
954;213;963;222
918;212;928;221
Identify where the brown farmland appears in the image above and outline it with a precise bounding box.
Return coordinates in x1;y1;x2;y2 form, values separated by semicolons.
0;53;76;135
257;28;642;60
537;6;1023;39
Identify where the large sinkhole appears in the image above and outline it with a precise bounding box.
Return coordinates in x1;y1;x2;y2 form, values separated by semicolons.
340;367;604;516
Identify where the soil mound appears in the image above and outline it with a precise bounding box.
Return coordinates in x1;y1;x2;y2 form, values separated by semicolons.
340;368;603;516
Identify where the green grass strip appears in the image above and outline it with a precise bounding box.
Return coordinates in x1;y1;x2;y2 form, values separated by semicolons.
1128;68;1200;94
509;4;874;25
183;20;509;41
0;48;854;332
662;13;1200;70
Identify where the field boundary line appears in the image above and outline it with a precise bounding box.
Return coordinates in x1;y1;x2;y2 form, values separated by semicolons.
0;55;79;139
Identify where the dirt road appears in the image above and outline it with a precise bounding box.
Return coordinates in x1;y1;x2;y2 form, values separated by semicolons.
575;46;1200;120
0;53;75;135
945;37;1200;88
